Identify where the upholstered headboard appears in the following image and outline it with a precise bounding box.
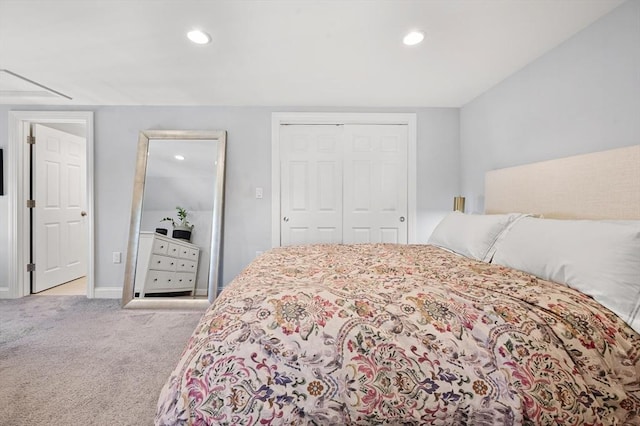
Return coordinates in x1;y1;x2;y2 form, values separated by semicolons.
485;145;640;220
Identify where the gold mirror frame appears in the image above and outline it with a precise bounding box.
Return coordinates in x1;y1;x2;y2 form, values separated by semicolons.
121;130;226;309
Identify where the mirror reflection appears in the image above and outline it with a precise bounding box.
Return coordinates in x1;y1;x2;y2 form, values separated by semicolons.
122;130;226;308
134;139;218;299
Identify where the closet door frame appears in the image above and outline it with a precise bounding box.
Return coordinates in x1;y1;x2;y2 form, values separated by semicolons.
271;112;417;247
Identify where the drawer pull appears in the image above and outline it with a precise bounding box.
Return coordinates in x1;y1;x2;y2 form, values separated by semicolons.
153;278;158;282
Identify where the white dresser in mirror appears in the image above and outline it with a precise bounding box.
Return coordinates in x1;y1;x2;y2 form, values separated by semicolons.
134;232;200;297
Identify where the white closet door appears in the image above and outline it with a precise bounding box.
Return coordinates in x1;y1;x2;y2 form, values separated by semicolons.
33;124;87;292
280;125;343;246
343;124;408;244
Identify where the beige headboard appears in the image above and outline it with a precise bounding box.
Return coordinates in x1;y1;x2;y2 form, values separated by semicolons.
485;145;640;220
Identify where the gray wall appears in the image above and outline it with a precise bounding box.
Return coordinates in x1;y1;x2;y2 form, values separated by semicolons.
0;106;460;292
460;0;640;213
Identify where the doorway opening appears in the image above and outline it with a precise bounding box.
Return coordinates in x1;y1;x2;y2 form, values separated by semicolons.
7;111;94;299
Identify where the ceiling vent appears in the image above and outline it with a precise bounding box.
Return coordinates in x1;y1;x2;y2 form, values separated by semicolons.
0;69;72;100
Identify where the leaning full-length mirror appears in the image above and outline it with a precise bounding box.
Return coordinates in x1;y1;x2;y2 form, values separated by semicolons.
122;130;226;308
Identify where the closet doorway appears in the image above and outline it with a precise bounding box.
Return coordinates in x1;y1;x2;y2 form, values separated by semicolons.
272;113;417;247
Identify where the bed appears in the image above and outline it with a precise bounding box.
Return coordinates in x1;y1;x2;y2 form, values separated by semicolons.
156;146;640;425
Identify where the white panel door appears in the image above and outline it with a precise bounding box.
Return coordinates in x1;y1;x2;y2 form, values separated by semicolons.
33;124;87;293
343;124;408;244
280;125;343;246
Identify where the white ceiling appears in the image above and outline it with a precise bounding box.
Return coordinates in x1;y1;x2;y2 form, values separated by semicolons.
0;0;624;107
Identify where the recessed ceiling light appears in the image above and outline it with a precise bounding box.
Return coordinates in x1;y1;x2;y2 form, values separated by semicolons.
403;31;424;46
174;154;185;160
187;29;211;45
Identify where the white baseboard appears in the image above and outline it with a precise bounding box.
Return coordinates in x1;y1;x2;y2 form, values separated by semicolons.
0;287;15;299
93;287;123;299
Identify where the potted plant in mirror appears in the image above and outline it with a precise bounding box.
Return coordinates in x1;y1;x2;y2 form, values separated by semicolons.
161;206;194;241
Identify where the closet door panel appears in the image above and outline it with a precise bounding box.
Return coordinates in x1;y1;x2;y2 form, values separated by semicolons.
343;125;408;244
280;125;343;246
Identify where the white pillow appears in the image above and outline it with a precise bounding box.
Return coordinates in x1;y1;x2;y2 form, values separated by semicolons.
428;212;525;262
492;217;640;333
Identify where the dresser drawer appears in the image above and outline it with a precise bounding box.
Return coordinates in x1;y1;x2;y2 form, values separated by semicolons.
152;238;169;255
167;242;183;257
175;272;196;288
150;254;177;271
145;270;177;290
176;259;197;273
178;247;199;260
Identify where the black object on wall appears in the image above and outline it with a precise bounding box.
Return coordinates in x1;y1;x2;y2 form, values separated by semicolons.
0;148;4;196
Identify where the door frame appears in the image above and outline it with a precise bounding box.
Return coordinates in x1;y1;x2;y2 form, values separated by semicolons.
7;111;95;298
271;112;417;247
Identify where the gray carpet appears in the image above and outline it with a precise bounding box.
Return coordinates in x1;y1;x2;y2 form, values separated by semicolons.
0;296;204;426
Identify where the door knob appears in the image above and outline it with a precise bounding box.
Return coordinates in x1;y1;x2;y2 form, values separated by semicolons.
399;216;405;222
283;217;290;222
81;211;87;217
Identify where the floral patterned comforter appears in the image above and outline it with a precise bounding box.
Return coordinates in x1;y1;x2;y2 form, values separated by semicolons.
156;244;640;425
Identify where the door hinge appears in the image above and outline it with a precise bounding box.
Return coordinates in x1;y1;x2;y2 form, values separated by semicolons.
27;199;36;208
27;136;35;145
26;263;36;272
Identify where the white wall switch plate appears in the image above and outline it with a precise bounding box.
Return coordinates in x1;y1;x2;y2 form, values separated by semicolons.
112;252;122;264
255;187;263;199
